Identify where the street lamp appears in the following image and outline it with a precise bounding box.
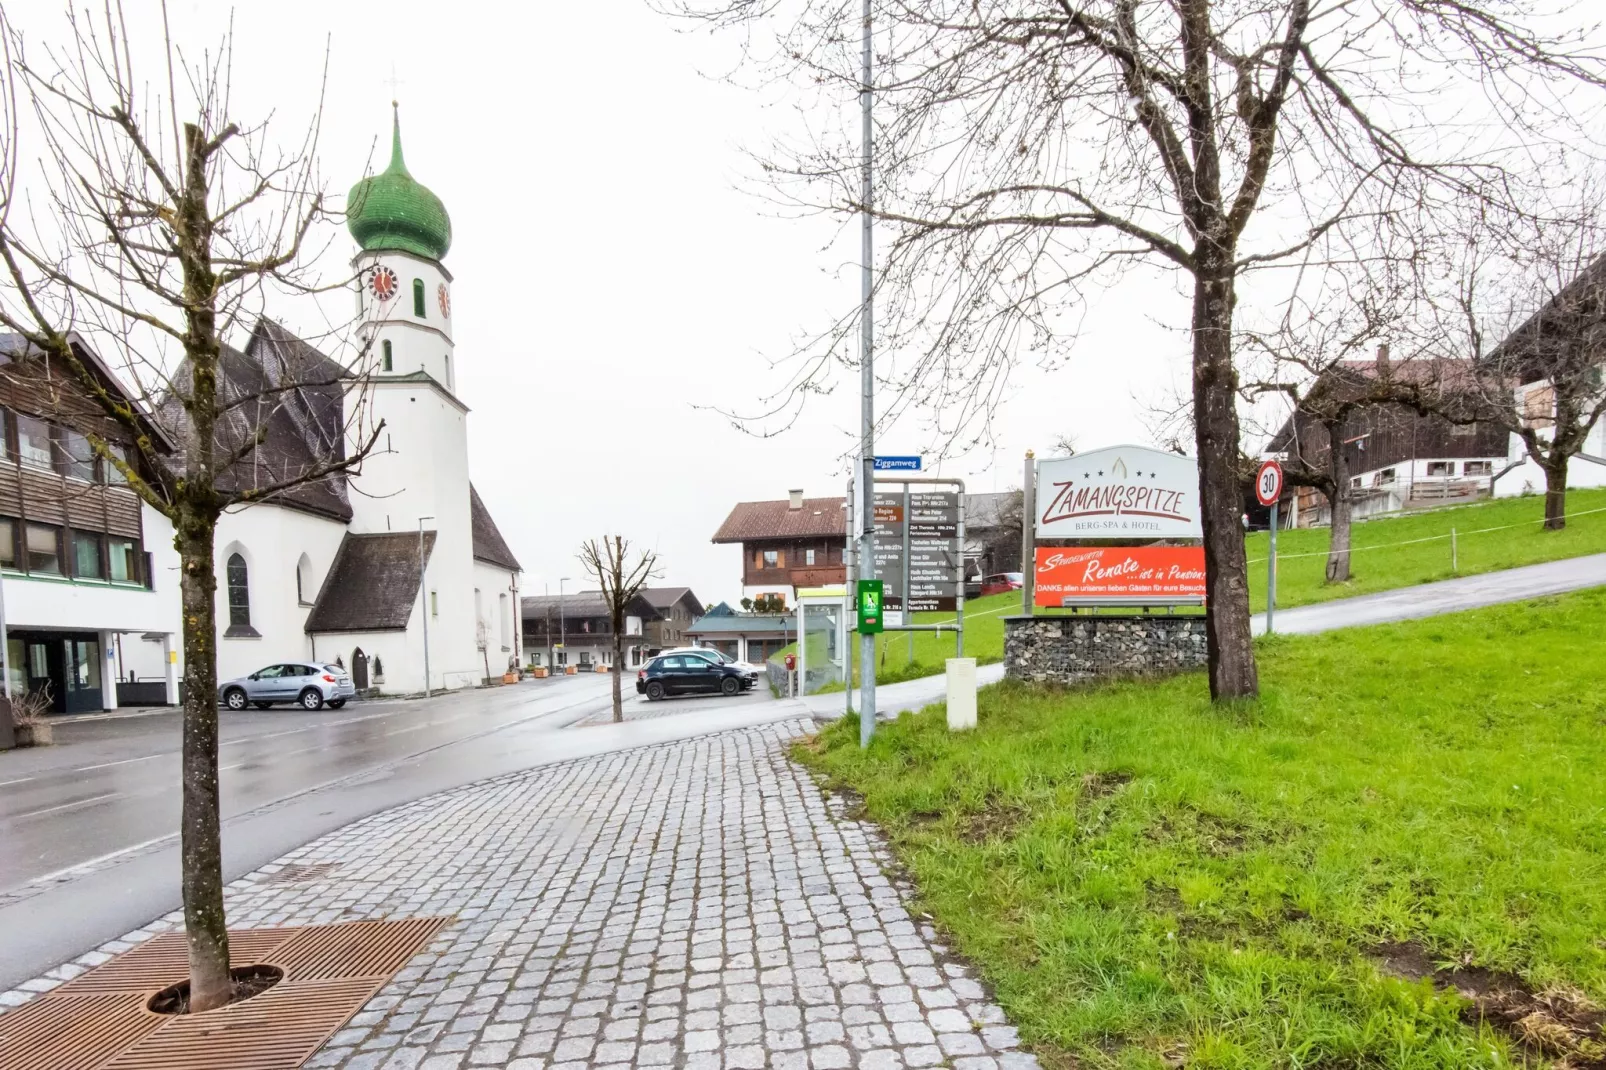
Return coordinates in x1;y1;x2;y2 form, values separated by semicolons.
558;577;571;674
418;516;435;696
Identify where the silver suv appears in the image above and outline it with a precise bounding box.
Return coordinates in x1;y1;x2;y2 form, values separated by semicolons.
219;662;357;711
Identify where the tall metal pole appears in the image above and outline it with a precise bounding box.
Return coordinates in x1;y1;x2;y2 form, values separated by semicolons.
1021;450;1036;616
902;484;912;666
418;515;435;696
857;0;877;748
845;477;855;719
1266;502;1278;634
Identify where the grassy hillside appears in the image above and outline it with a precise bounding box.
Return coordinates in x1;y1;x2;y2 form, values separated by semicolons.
797;589;1606;1069
1244;486;1606;613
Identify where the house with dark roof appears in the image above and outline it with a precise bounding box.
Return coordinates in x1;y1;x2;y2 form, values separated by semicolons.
1263;349;1509;525
639;586;704;653
521;591;659;672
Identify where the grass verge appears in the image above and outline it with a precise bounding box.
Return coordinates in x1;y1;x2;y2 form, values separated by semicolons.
795;588;1606;1069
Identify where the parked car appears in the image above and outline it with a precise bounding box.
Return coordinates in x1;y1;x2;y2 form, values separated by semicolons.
636;654;755;700
219;662;357;711
661;646;761;680
979;572;1024;597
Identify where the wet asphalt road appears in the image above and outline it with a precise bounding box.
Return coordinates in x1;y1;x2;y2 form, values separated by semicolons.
0;673;779;989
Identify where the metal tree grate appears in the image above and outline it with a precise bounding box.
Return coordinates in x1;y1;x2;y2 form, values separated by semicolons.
0;917;450;1070
257;862;342;886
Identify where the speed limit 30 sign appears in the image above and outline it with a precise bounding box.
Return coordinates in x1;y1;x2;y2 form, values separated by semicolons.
1255;460;1284;507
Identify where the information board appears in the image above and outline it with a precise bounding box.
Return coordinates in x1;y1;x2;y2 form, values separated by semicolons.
873;490;961;612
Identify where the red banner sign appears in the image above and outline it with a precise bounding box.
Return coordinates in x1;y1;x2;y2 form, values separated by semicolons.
1034;546;1207;605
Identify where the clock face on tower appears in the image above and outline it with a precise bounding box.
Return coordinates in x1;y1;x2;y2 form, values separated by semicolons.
437;283;451;318
368;266;398;302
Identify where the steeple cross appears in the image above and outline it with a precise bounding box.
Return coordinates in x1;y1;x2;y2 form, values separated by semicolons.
386;64;405;106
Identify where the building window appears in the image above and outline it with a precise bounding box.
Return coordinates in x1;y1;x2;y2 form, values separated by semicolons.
1350;476;1362;489
0;410;10;459
499;593;510;649
108;537;138;583
1375;468;1396;486
57;430;96;481
762;550;779;568
412;278;426;318
105;442;129;483
556;650;567;666
431;590;438;617
805;548;817;566
227;552;251;627
72;531;103;579
17;415;52;468
0;518;14;569
1425;461;1453;477
26;524;61;574
382;339;393;372
1464;461;1493;476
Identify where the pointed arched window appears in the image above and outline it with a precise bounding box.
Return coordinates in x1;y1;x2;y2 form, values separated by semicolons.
381;339;393;372
412;278;426;318
227;553;251;628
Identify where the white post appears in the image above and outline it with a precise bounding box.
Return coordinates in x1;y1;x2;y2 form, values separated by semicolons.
101;631;119;711
163;633;179;705
946;657;977;731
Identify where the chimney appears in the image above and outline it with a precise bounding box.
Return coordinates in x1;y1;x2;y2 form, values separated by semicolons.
1375;342;1390;377
788;489;804;510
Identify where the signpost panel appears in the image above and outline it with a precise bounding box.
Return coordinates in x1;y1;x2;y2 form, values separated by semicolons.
873;456;922;472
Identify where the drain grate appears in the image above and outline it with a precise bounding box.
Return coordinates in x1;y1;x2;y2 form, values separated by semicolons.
258;862;341;886
0;917;450;1070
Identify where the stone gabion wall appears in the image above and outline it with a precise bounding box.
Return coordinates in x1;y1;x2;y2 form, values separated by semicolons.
1004;613;1209;685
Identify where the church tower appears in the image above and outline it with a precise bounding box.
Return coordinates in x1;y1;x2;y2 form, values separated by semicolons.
343;105;478;687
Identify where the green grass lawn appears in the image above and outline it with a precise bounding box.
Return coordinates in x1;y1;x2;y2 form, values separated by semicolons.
1245;487;1606;613
796;589;1606;1069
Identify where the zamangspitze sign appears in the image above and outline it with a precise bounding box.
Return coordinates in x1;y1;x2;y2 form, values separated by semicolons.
1035;444;1202;540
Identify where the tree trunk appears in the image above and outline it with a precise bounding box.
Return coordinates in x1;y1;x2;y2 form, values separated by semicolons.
177;507;230;1012
611;633;623;722
1543;456;1568;530
1325;418;1353;583
1191;258;1258;701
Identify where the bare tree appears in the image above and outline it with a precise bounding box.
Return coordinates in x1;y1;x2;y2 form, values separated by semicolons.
578;536;662;722
1440;209;1606;530
0;7;379;1011
666;0;1605;700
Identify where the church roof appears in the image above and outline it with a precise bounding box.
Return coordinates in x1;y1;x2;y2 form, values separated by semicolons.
305;531;436;633
162;320;354;523
470;485;521;571
347;105;452;262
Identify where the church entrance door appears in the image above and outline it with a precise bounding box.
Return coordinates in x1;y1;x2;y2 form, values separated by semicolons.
352;648;369;690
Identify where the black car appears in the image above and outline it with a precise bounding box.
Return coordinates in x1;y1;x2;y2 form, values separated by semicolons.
636;653;755;700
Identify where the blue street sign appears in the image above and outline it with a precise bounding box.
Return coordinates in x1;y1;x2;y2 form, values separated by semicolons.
873;456;922;472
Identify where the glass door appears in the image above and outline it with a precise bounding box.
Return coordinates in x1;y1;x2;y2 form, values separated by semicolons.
62;636;103;714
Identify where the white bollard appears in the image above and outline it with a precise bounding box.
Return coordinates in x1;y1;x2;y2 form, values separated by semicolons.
946;657;977;731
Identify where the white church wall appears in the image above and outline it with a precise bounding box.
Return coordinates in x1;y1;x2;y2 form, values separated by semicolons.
213;503;349;684
472;560;519;677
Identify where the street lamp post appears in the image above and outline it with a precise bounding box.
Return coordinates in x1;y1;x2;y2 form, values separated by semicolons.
418;516;435;695
559;577;571;675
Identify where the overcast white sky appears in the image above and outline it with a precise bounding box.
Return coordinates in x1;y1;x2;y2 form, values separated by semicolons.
10;2;1218;606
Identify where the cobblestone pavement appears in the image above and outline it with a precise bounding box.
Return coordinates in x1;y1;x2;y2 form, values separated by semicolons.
2;719;1036;1070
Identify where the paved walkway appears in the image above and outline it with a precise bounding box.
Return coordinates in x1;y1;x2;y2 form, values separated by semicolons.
1252;551;1606;635
3;720;1036;1070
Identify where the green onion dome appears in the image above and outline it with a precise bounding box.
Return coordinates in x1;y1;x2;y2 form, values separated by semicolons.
347;105;452;262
